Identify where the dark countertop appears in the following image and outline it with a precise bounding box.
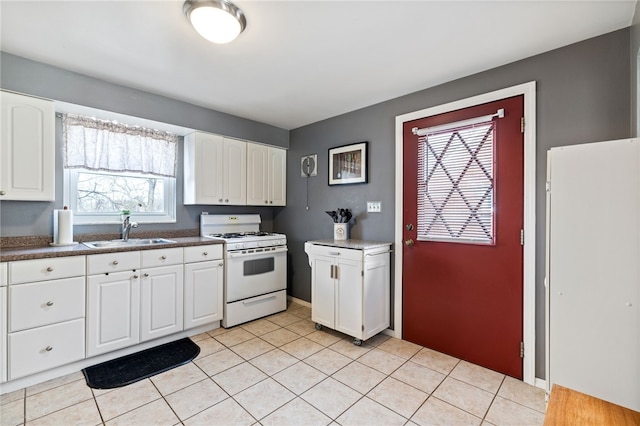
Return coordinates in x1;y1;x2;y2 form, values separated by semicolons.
0;237;224;262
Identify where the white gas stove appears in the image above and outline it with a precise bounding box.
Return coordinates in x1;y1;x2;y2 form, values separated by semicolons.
200;214;287;327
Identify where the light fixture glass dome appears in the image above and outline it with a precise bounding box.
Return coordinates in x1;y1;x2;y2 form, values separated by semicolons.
184;0;247;44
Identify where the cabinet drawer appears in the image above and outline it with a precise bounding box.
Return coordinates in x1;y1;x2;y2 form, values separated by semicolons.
87;251;140;274
184;245;223;263
8;318;85;380
306;244;362;261
9;276;85;332
9;256;85;284
141;247;184;268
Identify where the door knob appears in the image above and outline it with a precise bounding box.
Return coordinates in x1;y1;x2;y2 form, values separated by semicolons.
405;239;415;246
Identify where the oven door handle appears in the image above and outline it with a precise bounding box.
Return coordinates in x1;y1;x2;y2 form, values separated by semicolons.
226;246;288;259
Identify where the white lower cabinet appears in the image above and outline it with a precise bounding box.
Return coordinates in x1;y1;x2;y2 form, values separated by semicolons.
140;264;183;342
184;262;223;329
305;241;391;343
86;270;141;357
184;245;223;329
8;319;85;380
1;243;224;388
6;256;86;380
0;284;7;383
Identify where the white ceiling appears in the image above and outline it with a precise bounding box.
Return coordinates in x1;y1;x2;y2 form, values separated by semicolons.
0;1;636;130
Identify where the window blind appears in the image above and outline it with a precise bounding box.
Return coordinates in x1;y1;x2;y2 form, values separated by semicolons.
417;121;495;244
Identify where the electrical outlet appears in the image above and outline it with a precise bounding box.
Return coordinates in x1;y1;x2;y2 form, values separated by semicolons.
367;201;381;213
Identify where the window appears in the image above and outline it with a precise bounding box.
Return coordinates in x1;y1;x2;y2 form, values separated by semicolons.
417;120;495;244
63;113;178;224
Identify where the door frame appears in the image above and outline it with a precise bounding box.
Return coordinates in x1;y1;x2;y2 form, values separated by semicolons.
393;81;537;385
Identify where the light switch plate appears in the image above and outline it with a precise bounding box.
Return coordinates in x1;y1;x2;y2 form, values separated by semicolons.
367;201;381;213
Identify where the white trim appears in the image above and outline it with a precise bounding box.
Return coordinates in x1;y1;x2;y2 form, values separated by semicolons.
535;378;547;390
287;295;311;308
394;81;537;385
63;169;177;225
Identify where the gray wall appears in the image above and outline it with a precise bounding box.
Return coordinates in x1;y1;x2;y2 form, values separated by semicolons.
275;28;631;380
0;52;289;237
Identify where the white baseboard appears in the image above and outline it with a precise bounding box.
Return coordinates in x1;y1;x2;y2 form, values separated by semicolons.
535;378;546;390
287;295;311;308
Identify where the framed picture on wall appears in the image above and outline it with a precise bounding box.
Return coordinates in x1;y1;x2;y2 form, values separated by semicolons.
328;141;368;185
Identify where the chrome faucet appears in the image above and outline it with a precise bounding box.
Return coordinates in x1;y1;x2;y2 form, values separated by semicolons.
122;215;138;241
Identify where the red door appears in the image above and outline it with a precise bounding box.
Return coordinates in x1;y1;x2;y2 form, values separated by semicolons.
402;95;524;378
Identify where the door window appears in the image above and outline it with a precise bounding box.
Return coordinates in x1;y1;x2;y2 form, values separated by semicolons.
417;121;495;244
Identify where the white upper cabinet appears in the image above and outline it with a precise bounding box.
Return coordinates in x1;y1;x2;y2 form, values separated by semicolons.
247;143;286;206
0;91;55;201
184;132;246;205
223;137;247;205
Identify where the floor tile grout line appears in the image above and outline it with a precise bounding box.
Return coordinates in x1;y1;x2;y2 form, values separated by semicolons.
8;305;545;426
481;375;507;424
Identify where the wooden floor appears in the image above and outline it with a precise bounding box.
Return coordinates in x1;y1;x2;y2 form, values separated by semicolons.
544;384;640;426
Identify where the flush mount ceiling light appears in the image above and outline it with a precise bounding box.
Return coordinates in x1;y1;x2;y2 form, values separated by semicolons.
183;0;247;44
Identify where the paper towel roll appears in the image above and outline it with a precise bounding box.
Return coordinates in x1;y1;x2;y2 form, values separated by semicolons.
54;207;74;245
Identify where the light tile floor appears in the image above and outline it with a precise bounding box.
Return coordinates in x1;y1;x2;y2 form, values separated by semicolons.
0;302;546;426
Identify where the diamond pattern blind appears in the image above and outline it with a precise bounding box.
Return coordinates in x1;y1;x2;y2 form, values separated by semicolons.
417;121;495;244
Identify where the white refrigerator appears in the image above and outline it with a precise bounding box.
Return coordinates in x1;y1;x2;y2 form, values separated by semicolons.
546;138;640;411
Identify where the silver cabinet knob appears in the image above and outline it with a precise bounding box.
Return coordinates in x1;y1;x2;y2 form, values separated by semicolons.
270;201;273;204
218;198;223;202
0;190;5;196
46;301;54;307
218;263;224;267
203;251;208;256
45;346;53;352
46;266;54;272
112;260;119;265
144;273;149;277
161;255;167;260
133;274;139;279
265;200;268;204
225;199;229;203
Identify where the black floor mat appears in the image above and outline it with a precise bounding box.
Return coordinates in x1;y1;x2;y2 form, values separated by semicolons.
82;338;200;389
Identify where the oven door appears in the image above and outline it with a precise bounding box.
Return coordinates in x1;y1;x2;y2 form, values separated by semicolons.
225;246;287;303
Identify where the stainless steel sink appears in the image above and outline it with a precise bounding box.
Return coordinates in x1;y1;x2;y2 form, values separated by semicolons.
83;238;176;249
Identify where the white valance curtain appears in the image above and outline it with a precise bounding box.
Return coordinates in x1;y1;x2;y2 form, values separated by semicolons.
63;114;178;177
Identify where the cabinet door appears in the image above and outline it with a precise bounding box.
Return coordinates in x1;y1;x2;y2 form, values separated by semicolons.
184;261;223;329
140;264;183;342
87;271;140;357
247;143;269;206
362;252;391;340
0;91;55;201
0;287;6;383
334;259;364;338
269;147;287;206
8;319;85;380
223;138;247;205
311;256;335;328
184;132;225;205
